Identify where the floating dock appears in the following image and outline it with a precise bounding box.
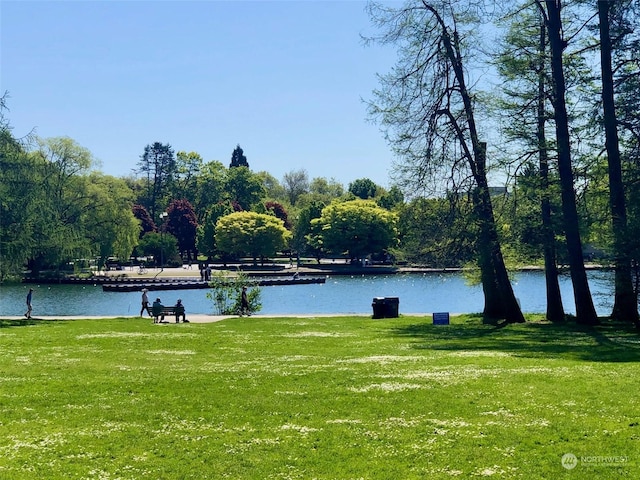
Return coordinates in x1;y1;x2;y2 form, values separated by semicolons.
101;276;326;292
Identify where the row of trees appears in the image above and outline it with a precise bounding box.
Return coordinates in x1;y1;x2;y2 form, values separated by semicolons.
0;106;403;277
364;0;640;326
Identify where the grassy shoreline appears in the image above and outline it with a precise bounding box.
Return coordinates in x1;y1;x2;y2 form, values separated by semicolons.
0;314;638;479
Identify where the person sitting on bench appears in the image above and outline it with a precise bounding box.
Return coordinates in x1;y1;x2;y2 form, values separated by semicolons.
151;298;165;323
175;299;189;323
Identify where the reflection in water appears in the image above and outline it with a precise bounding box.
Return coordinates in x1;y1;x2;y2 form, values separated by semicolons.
0;271;614;317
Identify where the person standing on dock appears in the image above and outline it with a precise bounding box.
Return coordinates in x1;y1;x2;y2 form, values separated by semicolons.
140;288;151;317
24;288;33;319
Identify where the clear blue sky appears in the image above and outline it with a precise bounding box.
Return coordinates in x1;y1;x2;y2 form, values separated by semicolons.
1;0;399;188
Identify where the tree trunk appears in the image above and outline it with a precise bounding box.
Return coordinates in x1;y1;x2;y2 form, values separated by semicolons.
537;15;565;322
597;0;639;324
474;145;525;324
428;10;525;324
544;0;598;325
473;189;506;319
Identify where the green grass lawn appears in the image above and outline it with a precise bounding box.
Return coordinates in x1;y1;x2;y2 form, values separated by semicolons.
0;314;638;479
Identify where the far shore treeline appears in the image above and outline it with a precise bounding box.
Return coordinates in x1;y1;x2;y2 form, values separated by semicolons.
3;1;640;327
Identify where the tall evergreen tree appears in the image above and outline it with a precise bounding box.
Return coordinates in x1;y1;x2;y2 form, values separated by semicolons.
536;0;599;325
229;144;249;168
496;4;565;322
596;0;638;324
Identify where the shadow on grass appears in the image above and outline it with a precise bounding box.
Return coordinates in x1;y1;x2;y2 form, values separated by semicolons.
389;315;640;362
0;318;68;328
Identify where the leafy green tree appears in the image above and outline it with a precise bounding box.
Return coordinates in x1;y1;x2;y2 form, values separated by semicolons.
309;177;344;199
206;271;261;315
215;212;291;263
282;169;310;206
292;200;325;260
0;114;139;277
225;166;265;211
348;178;378;200
310;200;398;260
378;185;404;210
257;171;287;202
138;231;179;267
173;151;203;206
137;142;176;220
27;137;95;273
396;196;475;267
193;160;227;222
0;98;37;279
82;173;139;264
197;201;235;259
296;177;345;211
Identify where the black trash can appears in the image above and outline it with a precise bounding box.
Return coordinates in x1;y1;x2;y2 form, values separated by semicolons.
372;297;399;318
384;297;399;318
372;297;386;319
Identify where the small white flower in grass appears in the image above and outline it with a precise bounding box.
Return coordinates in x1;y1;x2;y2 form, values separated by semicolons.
525;419;551;427
427;418;472;428
280;424;320;435
77;332;198;339
380;417;421;428
326;419;362;424
446;469;464;476
447;350;512;358
471;465;515;476
480;408;515;417
337;355;423;364
349;383;423;393
282;331;354;338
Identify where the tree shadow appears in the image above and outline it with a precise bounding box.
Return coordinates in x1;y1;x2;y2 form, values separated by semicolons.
388;315;640;362
0;318;68;328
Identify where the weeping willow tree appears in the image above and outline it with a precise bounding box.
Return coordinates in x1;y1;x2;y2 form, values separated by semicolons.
0;94;37;280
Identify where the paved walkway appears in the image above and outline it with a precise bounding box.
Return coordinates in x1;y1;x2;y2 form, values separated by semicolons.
1;313;382;324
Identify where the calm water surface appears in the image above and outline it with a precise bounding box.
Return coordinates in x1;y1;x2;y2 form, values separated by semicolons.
0;271;615;317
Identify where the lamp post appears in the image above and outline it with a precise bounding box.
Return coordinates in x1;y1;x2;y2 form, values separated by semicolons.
159;212;168;273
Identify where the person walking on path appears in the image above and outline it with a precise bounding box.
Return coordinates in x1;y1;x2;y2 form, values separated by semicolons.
25;288;33;319
239;286;250;316
140;289;151;317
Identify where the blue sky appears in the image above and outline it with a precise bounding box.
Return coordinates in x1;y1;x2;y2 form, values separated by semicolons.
1;0;399;188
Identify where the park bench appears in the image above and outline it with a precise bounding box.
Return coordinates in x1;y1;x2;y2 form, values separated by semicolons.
152;305;188;324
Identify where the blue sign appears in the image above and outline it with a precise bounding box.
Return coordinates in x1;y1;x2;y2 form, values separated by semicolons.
433;312;450;325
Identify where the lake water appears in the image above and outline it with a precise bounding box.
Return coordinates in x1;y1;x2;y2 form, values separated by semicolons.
0;270;616;317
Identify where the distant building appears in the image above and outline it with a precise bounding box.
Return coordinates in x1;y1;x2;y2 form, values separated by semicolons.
488;186;508;197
